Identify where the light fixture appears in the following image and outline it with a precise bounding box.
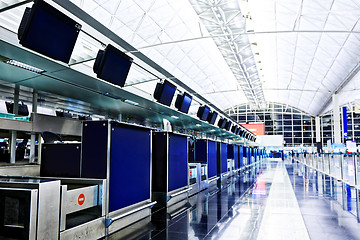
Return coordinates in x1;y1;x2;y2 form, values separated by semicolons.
124;99;139;106
5;59;45;74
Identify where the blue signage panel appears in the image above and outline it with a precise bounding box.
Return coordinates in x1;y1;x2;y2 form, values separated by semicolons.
342;106;348;138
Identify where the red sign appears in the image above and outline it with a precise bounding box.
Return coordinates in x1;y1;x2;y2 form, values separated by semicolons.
242;123;265;135
78;194;85;205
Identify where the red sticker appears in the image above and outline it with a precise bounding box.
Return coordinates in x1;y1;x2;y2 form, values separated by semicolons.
78;194;85;205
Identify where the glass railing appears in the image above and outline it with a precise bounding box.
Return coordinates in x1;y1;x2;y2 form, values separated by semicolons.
292;152;360;222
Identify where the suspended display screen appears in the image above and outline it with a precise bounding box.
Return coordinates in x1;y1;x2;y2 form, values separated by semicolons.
93;44;133;87
217;118;226;129
225;121;232;131
197;105;210;121
154;80;177;106
18;0;81;63
207;111;218;125
175;92;192;113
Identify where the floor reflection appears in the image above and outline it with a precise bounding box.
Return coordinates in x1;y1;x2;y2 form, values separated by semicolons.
107;160;360;240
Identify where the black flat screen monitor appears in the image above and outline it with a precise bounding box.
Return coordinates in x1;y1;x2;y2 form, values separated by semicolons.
197;105;210;121
154;80;177;106
93;44;133;87
18;0;81;63
217;118;226;129
231;126;238;133
207;111;218;125
225;121;232;131
175;92;192;114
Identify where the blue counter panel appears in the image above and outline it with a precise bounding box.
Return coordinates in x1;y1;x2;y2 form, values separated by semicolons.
208;141;217;178
168;134;188;192
234;145;239;169
220;143;227;174
239;146;243;167
227;144;234;159
195;139;207;164
109;125;151;212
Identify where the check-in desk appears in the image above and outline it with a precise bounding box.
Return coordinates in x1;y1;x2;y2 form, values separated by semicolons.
82;120;155;235
152;132;191;214
195;139;218;193
217;142;229;186
0;176;106;240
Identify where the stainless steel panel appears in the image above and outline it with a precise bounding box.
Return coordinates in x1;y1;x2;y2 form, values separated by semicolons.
32;113;82;136
0;118;32;132
60;185;67;232
0;165;40;176
106;217;151;240
167;188;189;207
64;185;98;214
29;189;38;240
107;208;151;235
60;217;106;240
188;183;199;196
37;180;61;240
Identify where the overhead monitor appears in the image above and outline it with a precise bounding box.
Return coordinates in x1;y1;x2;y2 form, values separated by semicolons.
217;118;226;129
207;111;218;125
231;125;238;133
93;44;133;87
175;92;192;114
197;105;210;121
18;0;81;63
225;121;232;131
236;127;241;135
154;80;177;106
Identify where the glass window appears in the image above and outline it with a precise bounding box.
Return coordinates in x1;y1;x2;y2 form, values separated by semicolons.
293;120;301;125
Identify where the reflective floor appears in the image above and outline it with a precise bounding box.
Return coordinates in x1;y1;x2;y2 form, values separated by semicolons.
108;159;360;240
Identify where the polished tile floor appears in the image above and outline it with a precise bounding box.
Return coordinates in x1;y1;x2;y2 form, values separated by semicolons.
109;159;360;240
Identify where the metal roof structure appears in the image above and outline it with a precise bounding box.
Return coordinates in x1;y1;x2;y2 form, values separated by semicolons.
0;0;360;117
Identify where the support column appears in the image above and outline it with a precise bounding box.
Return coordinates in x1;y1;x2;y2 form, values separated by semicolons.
333;94;342;144
30;90;38;163
10;85;19;164
315;116;321;143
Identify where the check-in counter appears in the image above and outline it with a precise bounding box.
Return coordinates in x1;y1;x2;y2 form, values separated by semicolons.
82;120;155;235
152;132;191;213
217;142;229;186
0;176;106;240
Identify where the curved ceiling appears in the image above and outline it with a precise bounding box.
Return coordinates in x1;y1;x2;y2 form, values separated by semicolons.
70;0;360;116
1;0;360;117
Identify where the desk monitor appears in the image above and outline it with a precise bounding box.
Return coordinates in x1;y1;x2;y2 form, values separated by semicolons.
18;0;81;63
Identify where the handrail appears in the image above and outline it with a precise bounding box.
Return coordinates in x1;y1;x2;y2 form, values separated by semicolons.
208;177;220;183
105;201;157;227
169;187;192;199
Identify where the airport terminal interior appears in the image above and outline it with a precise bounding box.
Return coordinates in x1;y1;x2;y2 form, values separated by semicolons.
0;0;360;239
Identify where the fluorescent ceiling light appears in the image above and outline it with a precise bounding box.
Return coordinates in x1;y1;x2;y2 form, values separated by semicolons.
124;99;139;106
5;59;45;74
